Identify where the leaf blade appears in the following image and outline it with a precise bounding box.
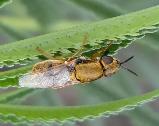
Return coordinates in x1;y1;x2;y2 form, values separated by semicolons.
0;89;158;123
0;0;11;8
0;5;159;65
0;88;34;104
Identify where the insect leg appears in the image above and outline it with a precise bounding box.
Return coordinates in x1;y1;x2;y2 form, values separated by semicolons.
36;47;57;60
36;47;64;63
91;41;113;60
67;33;88;62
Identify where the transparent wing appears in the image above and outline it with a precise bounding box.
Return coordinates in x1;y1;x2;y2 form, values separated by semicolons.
19;65;78;89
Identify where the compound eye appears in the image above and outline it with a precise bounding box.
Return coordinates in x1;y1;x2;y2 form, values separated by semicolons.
102;56;113;64
75;58;83;64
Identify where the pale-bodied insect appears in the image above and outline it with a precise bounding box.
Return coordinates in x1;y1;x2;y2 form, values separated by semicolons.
19;34;137;89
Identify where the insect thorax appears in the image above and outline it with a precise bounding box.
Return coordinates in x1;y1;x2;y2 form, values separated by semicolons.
74;61;103;83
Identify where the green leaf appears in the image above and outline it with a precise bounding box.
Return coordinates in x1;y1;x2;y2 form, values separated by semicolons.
0;58;41;87
0;16;40;32
0;16;40;44
140;31;159;50
0;0;11;8
0;89;159;124
0;88;34;104
0;65;32;87
0;5;159;66
0;23;25;40
21;0;75;28
0;65;32;80
21;0;58;27
69;0;125;18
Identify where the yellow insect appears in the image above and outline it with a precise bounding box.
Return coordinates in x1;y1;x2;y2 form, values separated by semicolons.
19;35;137;89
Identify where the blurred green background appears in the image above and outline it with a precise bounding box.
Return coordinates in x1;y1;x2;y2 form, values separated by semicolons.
0;0;159;126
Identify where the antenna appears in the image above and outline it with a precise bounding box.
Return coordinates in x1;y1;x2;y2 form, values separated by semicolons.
121;65;138;76
120;56;138;76
120;56;134;65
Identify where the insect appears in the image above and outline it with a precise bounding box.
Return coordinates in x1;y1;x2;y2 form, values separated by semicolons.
19;34;137;89
19;35;87;89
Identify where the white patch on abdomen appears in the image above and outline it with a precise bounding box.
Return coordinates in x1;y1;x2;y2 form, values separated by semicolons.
19;66;73;88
